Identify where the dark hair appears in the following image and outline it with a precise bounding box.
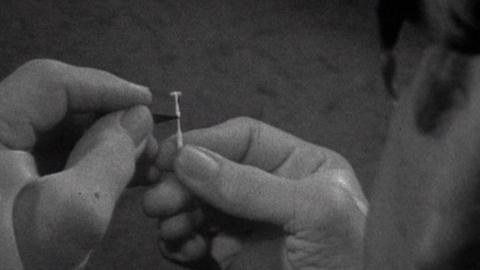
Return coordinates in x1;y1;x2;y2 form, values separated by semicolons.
377;0;480;53
377;0;480;99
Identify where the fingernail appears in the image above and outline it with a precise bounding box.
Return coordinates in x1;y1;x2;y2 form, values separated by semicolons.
128;83;152;104
176;146;219;182
129;82;150;92
121;105;152;146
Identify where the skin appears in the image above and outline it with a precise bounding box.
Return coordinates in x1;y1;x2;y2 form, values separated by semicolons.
146;46;480;270
424;0;480;53
144;117;368;270
0;59;367;270
4;37;477;270
148;47;480;270
372;0;480;265
0;59;156;269
365;47;480;270
377;0;480;100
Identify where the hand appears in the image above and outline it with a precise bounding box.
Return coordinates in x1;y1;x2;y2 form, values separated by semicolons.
0;59;156;269
143;117;367;270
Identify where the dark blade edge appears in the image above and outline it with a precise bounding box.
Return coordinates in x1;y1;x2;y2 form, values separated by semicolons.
152;114;178;123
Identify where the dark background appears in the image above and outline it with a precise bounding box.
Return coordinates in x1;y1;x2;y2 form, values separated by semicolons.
0;0;427;269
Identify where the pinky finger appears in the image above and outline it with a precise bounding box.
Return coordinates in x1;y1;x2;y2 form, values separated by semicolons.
159;235;220;270
159;234;206;262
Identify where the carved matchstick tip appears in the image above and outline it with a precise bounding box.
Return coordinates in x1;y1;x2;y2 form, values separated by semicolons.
170;91;182;97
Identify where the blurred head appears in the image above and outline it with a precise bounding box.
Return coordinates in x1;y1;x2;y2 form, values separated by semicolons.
425;0;480;53
365;45;480;269
377;0;480;100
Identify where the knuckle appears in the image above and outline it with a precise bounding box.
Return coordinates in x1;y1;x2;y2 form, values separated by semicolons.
333;152;350;165
330;169;357;191
22;59;66;76
231;117;263;142
228;116;262;129
223;117;266;149
18;59;70;89
302;170;356;216
302;146;327;164
321;147;352;170
325;169;363;215
328;182;356;213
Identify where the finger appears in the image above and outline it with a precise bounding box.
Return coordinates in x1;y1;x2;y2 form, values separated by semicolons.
159;234;208;263
145;135;159;161
159;214;194;241
157;117;323;172
12;106;153;269
0;59;151;150
65;105;153;199
314;169;368;216
1;151;39;270
130;134;160;187
158;209;203;241
174;145;297;226
143;173;194;217
211;233;243;268
146;166;161;185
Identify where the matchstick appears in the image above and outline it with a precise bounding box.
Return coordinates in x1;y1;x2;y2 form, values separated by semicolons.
170;91;183;148
169;91;221;270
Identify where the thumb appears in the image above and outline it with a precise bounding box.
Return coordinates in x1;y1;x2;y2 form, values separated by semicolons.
65;105;153;199
12;105;153;269
174;145;297;226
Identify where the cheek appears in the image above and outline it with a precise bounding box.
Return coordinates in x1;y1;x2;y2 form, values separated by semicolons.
365;47;480;270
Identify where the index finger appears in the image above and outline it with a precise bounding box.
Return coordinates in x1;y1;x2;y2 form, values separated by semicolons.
0;59;152;150
157;117;324;172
